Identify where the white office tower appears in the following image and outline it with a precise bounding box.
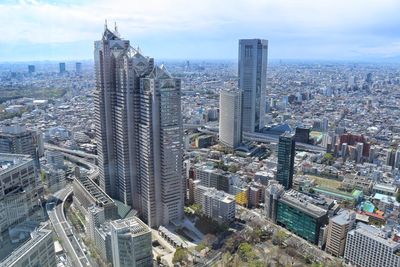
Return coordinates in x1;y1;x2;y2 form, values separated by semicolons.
344;223;400;267
94;24;183;228
110;217;152;267
219;89;242;149
238;39;268;133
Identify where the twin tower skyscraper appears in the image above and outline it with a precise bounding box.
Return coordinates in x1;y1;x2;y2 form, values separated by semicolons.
94;25;184;228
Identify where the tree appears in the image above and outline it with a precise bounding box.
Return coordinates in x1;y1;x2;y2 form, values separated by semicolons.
238;243;256;262
272;230;288;246
172;247;188;264
190;203;202;216
228;164;240;173
396;191;400;203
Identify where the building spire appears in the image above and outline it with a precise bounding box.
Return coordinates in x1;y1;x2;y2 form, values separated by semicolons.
114;21;118;33
104;19;108;31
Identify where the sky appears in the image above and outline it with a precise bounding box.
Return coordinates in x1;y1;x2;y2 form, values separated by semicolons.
0;0;400;62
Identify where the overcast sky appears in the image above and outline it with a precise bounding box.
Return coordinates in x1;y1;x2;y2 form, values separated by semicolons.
1;0;399;62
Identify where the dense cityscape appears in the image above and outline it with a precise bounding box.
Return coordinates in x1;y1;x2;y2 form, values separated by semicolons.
1;4;400;267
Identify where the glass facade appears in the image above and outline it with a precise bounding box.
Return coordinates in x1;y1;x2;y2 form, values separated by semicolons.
276;201;322;244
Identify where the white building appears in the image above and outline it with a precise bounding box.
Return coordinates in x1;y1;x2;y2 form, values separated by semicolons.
219;89;242;149
194;184;236;223
344;223;400;267
110;216;152;267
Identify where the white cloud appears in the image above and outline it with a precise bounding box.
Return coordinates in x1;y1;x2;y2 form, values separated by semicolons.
0;0;399;59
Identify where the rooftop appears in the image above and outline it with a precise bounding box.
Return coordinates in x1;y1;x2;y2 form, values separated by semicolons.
75;175;114;206
331;209;356;225
0;153;32;173
280;190;328;218
351;223;400;250
0;225;52;266
203;187;235;204
110;216;150;237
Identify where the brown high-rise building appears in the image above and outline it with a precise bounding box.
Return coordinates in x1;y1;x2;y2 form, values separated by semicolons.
325;210;356;257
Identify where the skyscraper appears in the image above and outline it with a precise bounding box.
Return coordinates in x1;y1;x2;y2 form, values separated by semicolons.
75;62;82;73
276;132;295;189
238;39;268;133
28;65;35;73
219;89;242;149
94;24;184;228
59;62;66;73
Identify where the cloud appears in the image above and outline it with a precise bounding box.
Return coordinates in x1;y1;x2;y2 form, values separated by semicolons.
0;0;399;61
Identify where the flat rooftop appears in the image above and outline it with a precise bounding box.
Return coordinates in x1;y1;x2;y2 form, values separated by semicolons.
280;190;328;218
352;223;400;250
0;226;52;266
110;216;150;237
331;209;356;225
76;175;114;206
203;187;235;204
0;126;28;135
0;154;32;173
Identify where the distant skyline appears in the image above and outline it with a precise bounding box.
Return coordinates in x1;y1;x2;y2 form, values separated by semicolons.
1;0;400;62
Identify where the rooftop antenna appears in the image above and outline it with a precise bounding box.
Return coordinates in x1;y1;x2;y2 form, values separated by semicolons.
114;21;120;37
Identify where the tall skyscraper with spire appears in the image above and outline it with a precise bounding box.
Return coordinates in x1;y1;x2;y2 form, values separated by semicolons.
94;23;184;227
238;39;268;133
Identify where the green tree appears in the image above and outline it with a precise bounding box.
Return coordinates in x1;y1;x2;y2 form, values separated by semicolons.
272;230;288;246
228;164;240;173
172;247;188;264
190;203;202;215
238;243;256;261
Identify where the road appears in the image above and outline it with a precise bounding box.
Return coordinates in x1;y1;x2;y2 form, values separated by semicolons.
44;143;98;160
194;126;326;153
48;186;91;267
243;132;326;153
44;143;99;181
61;152;99;181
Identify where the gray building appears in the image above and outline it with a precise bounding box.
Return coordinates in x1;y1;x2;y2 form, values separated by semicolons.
344;223;400;267
94;25;184;228
0;225;56;267
75;62;82;73
265;181;285;223
0;126;43;169
194;184;235;223
45;150;64;169
219;89;242;149
0;154;38;233
110;216;152;267
59;62;66;73
194;164;230;193
238;39;268;133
